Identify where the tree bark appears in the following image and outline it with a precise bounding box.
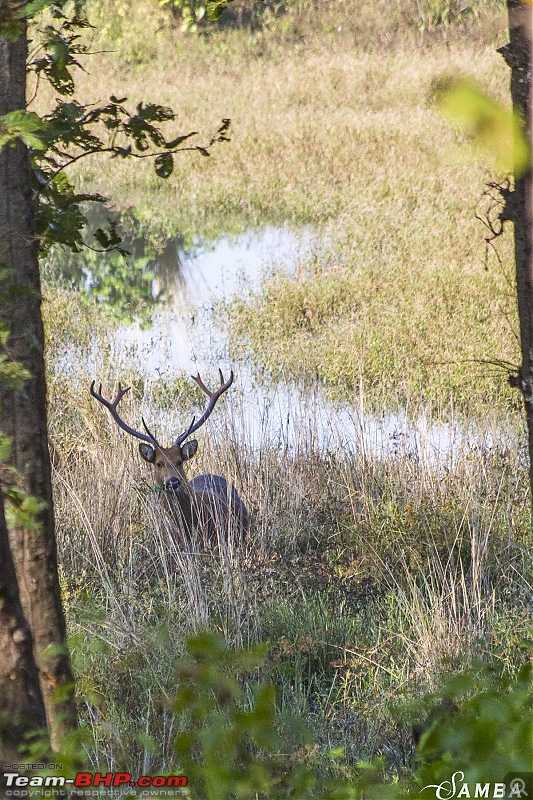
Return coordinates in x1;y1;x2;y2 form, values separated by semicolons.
499;1;533;515
0;489;47;769
0;25;77;749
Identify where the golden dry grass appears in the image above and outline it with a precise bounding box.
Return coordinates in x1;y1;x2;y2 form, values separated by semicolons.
34;1;510;238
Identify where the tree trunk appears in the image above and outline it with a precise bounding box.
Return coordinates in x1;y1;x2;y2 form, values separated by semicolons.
0;25;77;749
0;489;47;768
499;1;533;515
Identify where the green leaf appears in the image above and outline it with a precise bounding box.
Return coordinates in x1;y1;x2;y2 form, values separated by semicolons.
155;152;174;178
433;77;530;176
0;355;32;390
207;0;230;21
5;487;48;532
13;0;58;20
0;110;46;150
181;15;195;31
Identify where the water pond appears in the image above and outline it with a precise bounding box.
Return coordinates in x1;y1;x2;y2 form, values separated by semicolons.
47;220;516;465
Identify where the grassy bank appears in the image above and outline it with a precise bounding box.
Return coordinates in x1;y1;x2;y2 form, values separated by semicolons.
60;3;509;238
53;355;532;774
32;0;509;234
222;233;517;413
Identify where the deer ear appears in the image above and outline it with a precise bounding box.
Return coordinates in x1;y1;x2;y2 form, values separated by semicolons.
139;443;156;463
181;439;198;462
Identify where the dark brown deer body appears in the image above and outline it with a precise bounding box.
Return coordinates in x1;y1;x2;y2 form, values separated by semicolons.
90;371;249;545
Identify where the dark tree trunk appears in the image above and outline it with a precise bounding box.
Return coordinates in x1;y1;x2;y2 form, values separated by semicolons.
0;489;47;768
0;25;77;749
499;1;533;514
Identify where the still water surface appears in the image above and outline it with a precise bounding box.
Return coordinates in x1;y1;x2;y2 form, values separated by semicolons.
116;225;313;375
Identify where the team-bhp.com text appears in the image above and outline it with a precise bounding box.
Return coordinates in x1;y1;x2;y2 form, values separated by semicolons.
3;772;188;789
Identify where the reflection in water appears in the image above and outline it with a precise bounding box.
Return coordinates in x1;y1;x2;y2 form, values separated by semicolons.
116;225;315;374
42;205;190;323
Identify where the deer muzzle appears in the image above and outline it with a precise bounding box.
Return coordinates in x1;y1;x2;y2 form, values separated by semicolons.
165;476;184;492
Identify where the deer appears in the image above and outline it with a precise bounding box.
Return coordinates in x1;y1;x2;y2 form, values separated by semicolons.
90;370;249;546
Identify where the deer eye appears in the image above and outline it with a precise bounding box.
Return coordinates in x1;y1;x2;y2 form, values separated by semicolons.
156;461;163;468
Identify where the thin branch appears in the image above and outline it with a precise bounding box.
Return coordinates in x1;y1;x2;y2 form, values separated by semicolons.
26;71;41;107
427;356;519;373
78;49;117;56
40;143;209;189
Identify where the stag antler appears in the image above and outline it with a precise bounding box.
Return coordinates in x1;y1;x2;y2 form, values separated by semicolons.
90;381;160;446
174;369;234;446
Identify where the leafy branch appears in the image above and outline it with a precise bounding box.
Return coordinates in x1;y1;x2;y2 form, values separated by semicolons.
0;2;231;255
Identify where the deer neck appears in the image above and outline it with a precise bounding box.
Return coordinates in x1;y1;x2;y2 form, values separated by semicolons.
161;482;210;531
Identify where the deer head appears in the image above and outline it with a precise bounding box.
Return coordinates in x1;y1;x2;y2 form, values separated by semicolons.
90;370;234;495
